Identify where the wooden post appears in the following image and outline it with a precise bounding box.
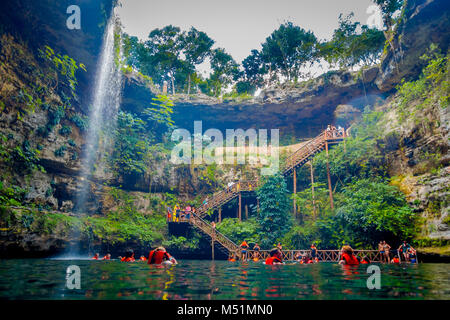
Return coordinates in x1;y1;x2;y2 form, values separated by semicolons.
257;198;260;213
218;207;222;223
310;161;317;219
238;193;242;221
325;141;334;210
211;236;215;260
245;204;248;220
293;167;297;218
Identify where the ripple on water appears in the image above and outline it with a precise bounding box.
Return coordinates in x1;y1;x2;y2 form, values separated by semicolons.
0;259;449;300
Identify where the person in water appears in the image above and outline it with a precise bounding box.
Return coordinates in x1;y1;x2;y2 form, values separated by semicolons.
300;254;314;264
339;245;359;265
360;256;370;264
148;247;177;265
102;253;111;260
228;253;237;262
121;249;135;262
92;253;99;260
391;255;400;264
139;255;147;261
408;248;417;263
265;248;283;265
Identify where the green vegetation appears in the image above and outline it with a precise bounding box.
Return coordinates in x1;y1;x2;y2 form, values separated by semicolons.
256;174;292;248
11;140;45;173
216;218;260;244
83;187;166;245
38;45;86;102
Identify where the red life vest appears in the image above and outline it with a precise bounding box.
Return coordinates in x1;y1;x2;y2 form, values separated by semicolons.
148;250;170;264
392;257;400;263
360;260;369;264
265;256;282;265
341;252;359;265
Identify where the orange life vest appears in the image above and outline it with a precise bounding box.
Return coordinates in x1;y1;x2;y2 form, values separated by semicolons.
265;256;282;265
341;252;359;265
360;260;369;264
102;256;110;260
392;257;400;263
121;257;134;262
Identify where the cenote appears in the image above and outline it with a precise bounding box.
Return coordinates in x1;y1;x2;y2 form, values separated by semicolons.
1;0;449;305
1;260;450;300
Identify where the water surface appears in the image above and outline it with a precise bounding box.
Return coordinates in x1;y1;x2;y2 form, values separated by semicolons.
0;260;449;300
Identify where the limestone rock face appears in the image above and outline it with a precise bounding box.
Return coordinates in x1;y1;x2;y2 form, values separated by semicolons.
123;67;382;139
376;0;450;91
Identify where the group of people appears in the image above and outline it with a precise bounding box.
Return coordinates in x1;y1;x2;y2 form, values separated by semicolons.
91;247;177;265
167;204;196;222
378;240;417;264
326;125;345;138
228;240;418;265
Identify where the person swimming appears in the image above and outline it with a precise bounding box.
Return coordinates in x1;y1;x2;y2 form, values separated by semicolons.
148;247;177;265
339;245;359;265
265;248;283;265
121;249;135;262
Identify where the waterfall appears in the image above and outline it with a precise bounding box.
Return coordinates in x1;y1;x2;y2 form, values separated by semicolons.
64;10;123;257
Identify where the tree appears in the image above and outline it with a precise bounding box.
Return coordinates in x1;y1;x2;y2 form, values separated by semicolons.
147;25;184;94
240;49;267;93
209;48;240;96
336;178;417;246
181;27;215;94
260;21;318;82
319;13;385;69
256;174;292;248
372;0;404;31
143;95;175;134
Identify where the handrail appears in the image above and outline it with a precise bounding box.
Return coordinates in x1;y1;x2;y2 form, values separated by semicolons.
194;128;346;218
190;214;239;253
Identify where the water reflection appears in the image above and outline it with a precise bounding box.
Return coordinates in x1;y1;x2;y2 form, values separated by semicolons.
0;260;449;300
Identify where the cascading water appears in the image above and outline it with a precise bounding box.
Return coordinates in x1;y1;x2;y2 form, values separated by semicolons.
62;10;123;257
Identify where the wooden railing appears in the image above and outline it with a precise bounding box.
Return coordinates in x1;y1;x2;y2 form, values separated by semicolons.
244;249;382;262
196;179;259;217
194;128;346;218
189;214;239;255
171;128;347;256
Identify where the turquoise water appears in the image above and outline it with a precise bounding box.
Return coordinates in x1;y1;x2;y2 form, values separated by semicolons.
0;259;449;300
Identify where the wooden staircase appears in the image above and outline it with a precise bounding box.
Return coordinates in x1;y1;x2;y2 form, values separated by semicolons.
195;128;346;219
180;127;347;257
190;214;240;256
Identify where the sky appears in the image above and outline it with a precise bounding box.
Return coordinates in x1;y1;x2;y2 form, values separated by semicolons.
116;0;380;80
